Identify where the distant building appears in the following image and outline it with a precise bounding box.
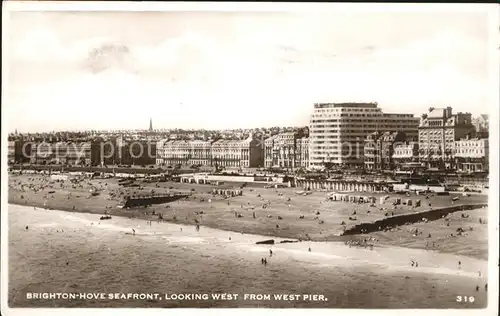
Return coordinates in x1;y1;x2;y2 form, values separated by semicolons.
156;135;264;169
418;107;475;170
211;135;263;169
309;102;419;169
295;137;309;168
364;131;407;170
264;135;277;169
156;140;212;167
392;141;420;171
113;137;156;166
31;141;101;166
454;138;489;173
8;140;30;164
473;114;488;138
263;131;307;170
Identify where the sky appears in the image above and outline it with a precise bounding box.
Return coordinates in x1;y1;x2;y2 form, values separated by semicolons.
2;4;495;133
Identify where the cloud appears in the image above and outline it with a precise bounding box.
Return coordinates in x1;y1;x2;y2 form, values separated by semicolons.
368;30;488;76
132;32;221;77
12;29;73;63
5;11;491;132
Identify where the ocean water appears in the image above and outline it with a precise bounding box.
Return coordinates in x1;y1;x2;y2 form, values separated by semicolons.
7;204;488;308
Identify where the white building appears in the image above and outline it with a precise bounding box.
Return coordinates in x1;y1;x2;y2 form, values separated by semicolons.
418;107;475;170
454;138;489;172
308;102;419;168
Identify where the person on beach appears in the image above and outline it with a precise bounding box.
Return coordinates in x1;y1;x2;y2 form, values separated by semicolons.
196;224;200;232
308;247;311;252
269;249;273;257
263;258;267;266
458;261;462;269
261;258;264;264
25;225;28;231
132;229;136;235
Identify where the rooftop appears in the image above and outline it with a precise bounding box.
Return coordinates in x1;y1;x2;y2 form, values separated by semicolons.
314;102;378;109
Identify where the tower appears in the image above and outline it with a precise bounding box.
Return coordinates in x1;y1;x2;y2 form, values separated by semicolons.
149;118;153;132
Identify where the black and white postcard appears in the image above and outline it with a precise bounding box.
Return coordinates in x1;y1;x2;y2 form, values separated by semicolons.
1;2;498;316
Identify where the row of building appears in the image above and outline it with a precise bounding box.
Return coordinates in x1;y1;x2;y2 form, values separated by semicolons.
155;135;263;169
265;104;488;172
7;137;157;167
8;103;489;173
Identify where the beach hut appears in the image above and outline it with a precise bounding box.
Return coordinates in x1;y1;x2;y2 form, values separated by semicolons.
50;174;69;181
407;199;412;206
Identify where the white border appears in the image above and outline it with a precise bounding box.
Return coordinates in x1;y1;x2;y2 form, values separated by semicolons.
1;2;498;316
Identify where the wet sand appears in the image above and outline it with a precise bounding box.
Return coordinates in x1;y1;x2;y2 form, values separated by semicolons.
8;204;488;308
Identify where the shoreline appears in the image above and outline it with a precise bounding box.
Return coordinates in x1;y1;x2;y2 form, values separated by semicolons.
9;203;488;275
8;204;489;308
8;173;489;259
8;199;341;242
7;198;487;250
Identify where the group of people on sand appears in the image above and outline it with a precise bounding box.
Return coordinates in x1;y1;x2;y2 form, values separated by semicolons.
261;249;273;265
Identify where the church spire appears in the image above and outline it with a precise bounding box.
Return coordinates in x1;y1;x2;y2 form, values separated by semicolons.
149;118;153;132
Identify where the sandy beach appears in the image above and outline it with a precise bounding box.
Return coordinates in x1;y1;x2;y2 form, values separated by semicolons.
8;204;488;308
8;173;489;259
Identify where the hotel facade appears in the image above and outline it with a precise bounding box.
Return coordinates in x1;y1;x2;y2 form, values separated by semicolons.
392;141;420;170
264;130;308;170
30;141;102;166
156;135;264;169
363;131;408;171
308;102;419;169
418;107;476;170
454;138;489;173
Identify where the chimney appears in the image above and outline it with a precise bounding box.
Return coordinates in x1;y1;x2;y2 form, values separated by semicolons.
445;107;453;118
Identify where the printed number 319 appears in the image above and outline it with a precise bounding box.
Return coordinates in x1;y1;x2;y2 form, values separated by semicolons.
456;296;475;303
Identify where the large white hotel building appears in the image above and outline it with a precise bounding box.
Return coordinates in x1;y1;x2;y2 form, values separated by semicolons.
308;102;419;168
